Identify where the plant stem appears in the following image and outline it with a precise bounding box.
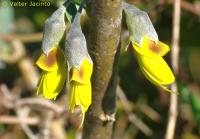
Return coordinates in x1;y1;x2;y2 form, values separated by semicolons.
165;0;181;138
82;1;121;139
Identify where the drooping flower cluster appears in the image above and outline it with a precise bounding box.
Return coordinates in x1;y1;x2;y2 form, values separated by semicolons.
36;1;176;128
65;13;93;126
123;2;175;92
36;5;67;99
36;3;93;127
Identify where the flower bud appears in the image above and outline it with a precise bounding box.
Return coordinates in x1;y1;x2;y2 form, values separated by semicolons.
123;2;158;45
65;12;93;69
42;5;66;55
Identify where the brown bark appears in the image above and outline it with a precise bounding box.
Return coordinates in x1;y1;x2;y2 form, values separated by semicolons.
82;0;122;139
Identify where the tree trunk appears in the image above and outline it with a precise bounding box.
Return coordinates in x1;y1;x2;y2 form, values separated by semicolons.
82;0;122;139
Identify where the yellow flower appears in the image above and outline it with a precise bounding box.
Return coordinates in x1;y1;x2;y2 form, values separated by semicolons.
132;36;175;93
68;58;93;127
133;36;170;57
36;47;67;99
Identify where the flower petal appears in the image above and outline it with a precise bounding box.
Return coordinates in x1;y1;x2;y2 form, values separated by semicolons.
76;83;92;112
36;47;65;72
137;55;175;85
70;58;93;84
69;81;92;113
157;41;170;56
132;36;170;57
69;81;92;128
69;82;76;113
41;65;67;99
142;36;170;56
37;71;45;95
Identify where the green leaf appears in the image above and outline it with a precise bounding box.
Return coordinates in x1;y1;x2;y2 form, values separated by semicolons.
189;93;200;121
72;0;82;5
180;83;200;122
65;3;77;23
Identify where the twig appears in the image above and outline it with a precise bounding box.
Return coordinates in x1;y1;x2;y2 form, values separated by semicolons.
76;131;82;139
0;83;82;132
18;57;39;90
164;0;181;138
17;98;66;115
0;32;42;43
139;105;160;122
117;86;153;136
0;39;39;90
42;111;54;139
0;84;38;139
16;107;39;139
117;86;133;112
1;39;25;64
0;115;39;125
117;85;160;121
128;114;152;136
1;84;17;100
169;0;200;17
132;0;200;17
50;119;66;139
0;84;67;115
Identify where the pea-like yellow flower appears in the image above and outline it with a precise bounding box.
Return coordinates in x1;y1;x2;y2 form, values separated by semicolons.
36;47;67;99
68;58;93;127
65;12;93;127
122;2;175;93
132;36;175;93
